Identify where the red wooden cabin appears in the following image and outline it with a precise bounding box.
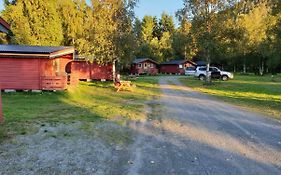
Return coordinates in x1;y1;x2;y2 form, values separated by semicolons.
0;45;75;90
160;60;196;75
131;58;158;75
66;60;114;82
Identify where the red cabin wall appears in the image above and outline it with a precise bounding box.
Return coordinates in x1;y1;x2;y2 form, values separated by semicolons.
131;61;158;75
71;61;91;80
41;57;72;77
0;55;72;90
160;65;184;74
71;61;113;81
90;62;113;80
0;58;40;90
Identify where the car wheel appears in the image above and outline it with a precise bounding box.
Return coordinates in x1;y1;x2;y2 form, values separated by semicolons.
199;75;205;81
222;75;228;81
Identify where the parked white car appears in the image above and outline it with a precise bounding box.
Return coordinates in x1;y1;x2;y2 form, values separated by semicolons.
194;66;234;81
185;67;196;76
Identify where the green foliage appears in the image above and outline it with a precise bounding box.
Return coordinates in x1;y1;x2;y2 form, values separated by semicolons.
3;0;63;46
2;0;138;65
56;0;89;48
135;14;176;62
1;0;281;71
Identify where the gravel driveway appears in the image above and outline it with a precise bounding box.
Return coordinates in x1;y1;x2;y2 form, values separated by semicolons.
1;76;281;175
127;76;281;175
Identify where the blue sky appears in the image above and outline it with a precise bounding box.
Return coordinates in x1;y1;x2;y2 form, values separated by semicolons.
135;0;183;20
0;0;183;22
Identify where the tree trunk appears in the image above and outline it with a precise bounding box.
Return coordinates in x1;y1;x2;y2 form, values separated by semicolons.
112;60;116;83
233;65;236;73
243;63;246;74
259;61;264;76
205;56;211;85
243;57;246;74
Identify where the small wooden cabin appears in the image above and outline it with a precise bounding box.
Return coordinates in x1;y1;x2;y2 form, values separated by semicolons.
66;59;114;81
131;58;158;75
0;45;75;90
160;60;196;75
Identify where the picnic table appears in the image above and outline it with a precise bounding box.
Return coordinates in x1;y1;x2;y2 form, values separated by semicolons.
114;80;133;92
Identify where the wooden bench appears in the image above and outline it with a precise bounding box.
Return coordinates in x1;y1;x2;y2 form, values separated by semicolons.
114;81;132;92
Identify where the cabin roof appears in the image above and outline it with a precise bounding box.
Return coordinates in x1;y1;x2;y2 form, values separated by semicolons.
0;45;75;58
133;58;158;64
195;61;206;66
161;59;196;65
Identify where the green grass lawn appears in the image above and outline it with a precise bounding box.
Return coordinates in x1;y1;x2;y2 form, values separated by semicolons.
0;77;160;142
180;74;281;119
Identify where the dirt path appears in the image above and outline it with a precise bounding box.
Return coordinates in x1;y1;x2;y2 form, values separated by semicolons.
1;76;281;175
127;76;281;175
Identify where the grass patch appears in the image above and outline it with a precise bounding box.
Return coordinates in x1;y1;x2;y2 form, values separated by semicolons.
0;76;160;142
180;74;281;119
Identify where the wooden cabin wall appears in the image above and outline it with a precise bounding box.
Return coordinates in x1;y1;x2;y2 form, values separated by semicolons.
0;58;40;90
71;61;113;81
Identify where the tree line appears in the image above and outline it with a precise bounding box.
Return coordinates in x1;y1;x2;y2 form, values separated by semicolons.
1;0;281;74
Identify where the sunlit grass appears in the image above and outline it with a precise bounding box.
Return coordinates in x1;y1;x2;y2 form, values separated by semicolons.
0;77;160;142
180;74;281;119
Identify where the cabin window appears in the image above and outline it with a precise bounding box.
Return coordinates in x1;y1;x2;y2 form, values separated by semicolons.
179;64;183;69
144;63;147;68
138;64;142;68
150;64;154;68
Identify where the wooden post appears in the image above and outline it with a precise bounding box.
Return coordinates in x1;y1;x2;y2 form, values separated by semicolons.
113;60;116;82
0;89;3;123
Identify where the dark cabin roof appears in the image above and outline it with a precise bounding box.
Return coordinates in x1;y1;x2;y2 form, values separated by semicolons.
0;17;10;33
161;59;196;66
133;58;158;64
0;45;75;58
195;61;206;66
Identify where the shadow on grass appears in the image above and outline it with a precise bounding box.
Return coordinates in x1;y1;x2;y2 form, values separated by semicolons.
0;77;160;142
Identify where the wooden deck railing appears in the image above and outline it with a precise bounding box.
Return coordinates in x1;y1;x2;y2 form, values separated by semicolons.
41;76;67;90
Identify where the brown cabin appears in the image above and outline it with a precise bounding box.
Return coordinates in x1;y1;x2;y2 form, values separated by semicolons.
160;60;196;75
0;45;75;90
66;59;114;82
131;58;158;75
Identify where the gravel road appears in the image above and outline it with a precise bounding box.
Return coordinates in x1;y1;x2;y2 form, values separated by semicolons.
1;76;281;175
127;76;281;175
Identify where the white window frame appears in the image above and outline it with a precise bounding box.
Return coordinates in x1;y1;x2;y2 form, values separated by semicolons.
179;64;183;69
138;63;142;68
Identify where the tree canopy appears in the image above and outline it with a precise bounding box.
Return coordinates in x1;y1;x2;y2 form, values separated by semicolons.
1;0;281;73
